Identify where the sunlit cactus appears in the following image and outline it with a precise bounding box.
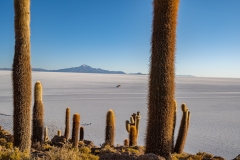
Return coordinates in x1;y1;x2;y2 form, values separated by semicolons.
174;103;190;153
72;113;80;148
12;0;32;152
57;130;62;137
32;81;44;144
145;0;180;158
125;120;130;133
105;109;115;146
129;126;137;146
43;126;49;142
64;108;70;140
124;139;129;147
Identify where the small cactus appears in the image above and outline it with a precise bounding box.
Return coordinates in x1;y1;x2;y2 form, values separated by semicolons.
72;113;80;148
174;103;190;153
129;126;137;146
64;108;70;140
57;130;61;137
124;139;129;147
32;81;44;144
105;109;115;146
172;99;177;151
43;126;49;142
80;127;84;141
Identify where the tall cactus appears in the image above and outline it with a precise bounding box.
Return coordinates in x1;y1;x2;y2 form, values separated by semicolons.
32;81;44;143
12;0;32;152
174;103;190;153
145;0;179;159
64;108;70;140
105;109;115;146
72;113;80;148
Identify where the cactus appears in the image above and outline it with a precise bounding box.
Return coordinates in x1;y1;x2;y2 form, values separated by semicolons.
12;0;32;152
172;100;177;151
174;103;190;153
64;108;70;140
129;126;137;146
80;127;84;141
124;139;129;147
126;112;141;138
43;126;49;142
72;113;80;148
57;130;62;137
32;81;44;144
145;0;179;158
125;120;130;133
105;109;115;146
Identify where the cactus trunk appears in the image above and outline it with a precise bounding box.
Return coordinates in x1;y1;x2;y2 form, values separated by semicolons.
145;0;179;159
80;126;84;141
72;113;80;148
12;0;31;152
174;104;190;153
32;81;44;144
64;108;70;140
129;126;137;146
105;109;115;146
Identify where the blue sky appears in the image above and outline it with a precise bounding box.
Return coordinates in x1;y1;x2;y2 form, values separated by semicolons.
0;1;240;77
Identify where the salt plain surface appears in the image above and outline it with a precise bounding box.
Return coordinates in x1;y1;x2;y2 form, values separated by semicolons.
0;70;240;159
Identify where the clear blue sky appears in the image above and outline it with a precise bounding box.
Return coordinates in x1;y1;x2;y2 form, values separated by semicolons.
0;1;240;77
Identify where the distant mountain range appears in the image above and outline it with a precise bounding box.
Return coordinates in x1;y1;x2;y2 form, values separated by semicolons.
0;64;145;75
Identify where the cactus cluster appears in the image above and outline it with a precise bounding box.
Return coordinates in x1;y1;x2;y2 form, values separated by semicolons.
125;111;141;146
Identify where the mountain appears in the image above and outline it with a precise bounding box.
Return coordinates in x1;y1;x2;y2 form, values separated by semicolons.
51;64;125;74
0;65;126;74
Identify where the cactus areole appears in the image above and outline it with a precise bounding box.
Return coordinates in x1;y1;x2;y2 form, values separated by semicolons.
145;0;179;159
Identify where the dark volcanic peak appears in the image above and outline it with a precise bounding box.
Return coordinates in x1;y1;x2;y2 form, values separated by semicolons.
52;64;126;74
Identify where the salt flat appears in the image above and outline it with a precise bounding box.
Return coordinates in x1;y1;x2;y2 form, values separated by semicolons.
0;71;240;159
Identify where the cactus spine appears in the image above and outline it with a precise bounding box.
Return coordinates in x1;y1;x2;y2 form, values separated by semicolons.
72;113;80;148
43;126;49;142
174;103;190;153
12;0;32;152
32;81;44;144
80;127;84;141
105;109;115;146
145;0;179;158
64;108;70;140
129;126;137;146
